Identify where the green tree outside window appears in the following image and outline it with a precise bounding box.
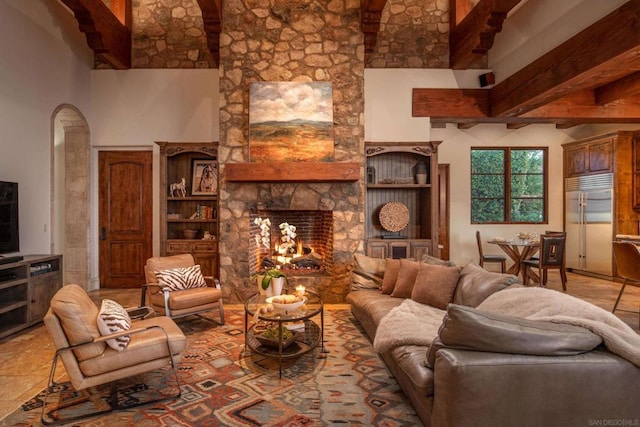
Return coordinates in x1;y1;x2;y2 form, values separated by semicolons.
471;148;547;224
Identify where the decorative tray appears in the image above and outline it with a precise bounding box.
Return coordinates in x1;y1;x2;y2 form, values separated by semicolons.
255;329;300;349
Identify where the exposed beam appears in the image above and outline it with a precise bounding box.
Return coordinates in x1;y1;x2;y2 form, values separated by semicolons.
414;89;640;124
361;0;388;60
595;71;640;105
450;0;473;29
490;0;640;117
196;0;221;66
413;89;490;118
59;0;131;69
449;0;523;69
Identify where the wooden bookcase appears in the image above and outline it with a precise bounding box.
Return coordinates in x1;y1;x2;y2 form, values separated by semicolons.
156;141;219;278
0;254;62;339
364;142;440;259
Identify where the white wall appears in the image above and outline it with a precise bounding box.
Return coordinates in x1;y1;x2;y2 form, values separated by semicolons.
0;0;93;255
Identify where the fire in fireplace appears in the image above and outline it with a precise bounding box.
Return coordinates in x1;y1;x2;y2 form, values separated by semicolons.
249;210;333;276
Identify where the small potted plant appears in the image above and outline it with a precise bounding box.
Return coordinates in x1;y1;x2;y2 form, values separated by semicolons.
256;268;289;297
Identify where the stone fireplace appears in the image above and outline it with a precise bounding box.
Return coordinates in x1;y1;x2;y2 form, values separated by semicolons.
217;0;365;303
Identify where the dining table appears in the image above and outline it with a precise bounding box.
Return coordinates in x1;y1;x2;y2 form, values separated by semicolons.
487;237;540;282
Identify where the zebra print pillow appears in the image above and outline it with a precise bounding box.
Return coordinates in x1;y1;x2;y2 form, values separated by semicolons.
155;264;207;291
97;299;132;351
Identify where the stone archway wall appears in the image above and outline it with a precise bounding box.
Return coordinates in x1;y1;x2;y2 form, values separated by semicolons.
217;0;365;303
52;105;90;289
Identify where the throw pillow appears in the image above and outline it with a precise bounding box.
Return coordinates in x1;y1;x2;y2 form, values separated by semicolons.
351;254;386;291
453;263;519;308
411;263;462;309
421;254;456;267
97;299;132;351
381;259;401;294
390;259;421;298
155;264;207;291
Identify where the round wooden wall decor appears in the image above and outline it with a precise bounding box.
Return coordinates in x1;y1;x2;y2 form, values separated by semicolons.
379;202;410;232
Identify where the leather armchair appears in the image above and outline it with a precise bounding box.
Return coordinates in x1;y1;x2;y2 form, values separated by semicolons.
42;284;186;425
142;254;225;324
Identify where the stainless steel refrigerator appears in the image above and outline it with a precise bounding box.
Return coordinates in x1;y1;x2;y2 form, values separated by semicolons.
565;173;613;276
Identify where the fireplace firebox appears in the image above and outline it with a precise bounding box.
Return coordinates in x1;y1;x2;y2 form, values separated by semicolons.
249;210;333;276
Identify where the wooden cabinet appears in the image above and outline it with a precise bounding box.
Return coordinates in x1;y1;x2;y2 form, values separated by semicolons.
156;141;219;278
0;255;62;338
564;136;614;177
364;142;440;259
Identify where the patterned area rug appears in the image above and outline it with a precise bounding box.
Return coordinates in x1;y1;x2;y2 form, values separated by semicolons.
1;309;421;426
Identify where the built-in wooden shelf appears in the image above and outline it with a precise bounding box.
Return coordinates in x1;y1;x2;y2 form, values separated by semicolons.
225;162;360;182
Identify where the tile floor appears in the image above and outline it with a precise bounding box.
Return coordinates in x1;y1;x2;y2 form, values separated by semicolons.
0;272;638;420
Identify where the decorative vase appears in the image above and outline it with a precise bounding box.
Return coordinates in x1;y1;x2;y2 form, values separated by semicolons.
265;277;285;297
415;160;428;184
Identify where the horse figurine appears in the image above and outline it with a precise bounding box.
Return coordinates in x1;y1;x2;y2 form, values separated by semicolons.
170;177;186;197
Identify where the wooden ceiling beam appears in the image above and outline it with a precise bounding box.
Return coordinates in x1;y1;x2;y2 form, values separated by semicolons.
59;0;131;69
595;71;640;106
413;88;490;118
361;0;388;60
490;0;640;117
196;0;222;66
449;0;523;69
416;89;640;125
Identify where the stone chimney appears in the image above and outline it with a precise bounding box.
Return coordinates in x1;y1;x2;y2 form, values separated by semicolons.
217;0;365;303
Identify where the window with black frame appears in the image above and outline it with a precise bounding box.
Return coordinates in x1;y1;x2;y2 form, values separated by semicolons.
471;147;547;224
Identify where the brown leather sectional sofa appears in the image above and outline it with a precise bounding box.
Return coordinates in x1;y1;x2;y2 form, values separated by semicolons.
346;256;640;427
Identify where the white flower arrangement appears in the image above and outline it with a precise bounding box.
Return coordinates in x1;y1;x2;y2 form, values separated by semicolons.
279;222;297;253
254;217;271;249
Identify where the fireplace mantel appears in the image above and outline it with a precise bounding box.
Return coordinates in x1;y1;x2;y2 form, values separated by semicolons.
225;162;360;182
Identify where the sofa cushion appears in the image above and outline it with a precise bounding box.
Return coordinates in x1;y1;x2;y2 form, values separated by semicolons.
155;264;207;291
429;304;602;364
421;254;456;267
381;259;401;294
453;263;519;308
351;254;385;290
97;299;132;351
346;290;404;340
391;259;421;298
411;264;462;309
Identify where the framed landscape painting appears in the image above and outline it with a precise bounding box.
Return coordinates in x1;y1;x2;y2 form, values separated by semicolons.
249;81;334;162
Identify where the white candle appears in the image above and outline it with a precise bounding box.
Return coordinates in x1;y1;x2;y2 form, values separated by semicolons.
296;285;306;296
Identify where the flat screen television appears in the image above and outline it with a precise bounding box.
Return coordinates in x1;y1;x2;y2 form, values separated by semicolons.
0;181;19;254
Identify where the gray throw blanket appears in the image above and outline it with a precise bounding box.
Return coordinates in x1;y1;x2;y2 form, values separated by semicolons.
477;287;640;367
373;299;446;353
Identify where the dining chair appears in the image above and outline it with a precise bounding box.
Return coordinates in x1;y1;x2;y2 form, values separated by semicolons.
529;231;566;261
611;241;640;327
522;233;567;290
475;230;506;273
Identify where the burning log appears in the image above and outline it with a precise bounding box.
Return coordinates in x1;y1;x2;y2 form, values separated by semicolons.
290;252;322;269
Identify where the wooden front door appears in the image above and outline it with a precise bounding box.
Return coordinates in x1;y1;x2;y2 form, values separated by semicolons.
438;164;450;260
99;151;152;288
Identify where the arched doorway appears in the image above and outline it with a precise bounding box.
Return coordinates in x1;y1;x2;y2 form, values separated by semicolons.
51;104;90;289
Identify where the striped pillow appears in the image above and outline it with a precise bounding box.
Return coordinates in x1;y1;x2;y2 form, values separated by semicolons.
155;264;207;291
97;299;132;351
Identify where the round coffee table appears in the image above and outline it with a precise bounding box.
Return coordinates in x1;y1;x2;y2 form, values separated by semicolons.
244;290;327;377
